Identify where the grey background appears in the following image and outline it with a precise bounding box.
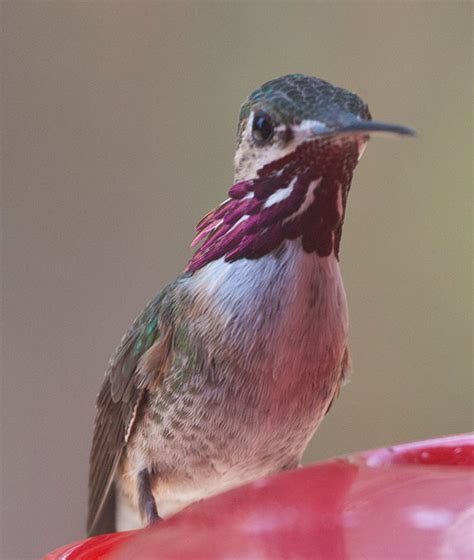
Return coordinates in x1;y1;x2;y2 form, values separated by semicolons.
1;1;472;558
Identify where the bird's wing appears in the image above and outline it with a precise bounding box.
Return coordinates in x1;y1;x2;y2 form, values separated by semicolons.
87;291;173;536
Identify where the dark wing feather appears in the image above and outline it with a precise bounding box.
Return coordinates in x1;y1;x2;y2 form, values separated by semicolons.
87;292;173;536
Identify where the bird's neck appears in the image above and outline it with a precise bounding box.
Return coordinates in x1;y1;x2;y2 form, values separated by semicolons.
188;138;359;273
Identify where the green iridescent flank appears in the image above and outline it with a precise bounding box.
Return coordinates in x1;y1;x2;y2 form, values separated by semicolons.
174;323;192;355
145;319;158;345
133;338;143;356
165;333;192;393
133;322;159;356
238;73;370;138
129;296;164;357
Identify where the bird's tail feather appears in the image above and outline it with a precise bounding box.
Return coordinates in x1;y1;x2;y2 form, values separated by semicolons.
88;484;116;536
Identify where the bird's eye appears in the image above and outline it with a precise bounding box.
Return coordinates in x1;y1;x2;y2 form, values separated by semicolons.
252;112;274;144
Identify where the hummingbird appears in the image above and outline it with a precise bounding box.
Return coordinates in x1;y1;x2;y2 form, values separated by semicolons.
87;74;414;536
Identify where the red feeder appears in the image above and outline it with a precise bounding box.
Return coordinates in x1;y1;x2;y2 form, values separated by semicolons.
44;433;474;560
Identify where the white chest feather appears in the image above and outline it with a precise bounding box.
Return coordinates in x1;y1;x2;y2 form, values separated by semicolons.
192;240;348;391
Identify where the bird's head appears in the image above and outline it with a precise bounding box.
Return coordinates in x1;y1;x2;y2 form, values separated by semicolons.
188;74;413;272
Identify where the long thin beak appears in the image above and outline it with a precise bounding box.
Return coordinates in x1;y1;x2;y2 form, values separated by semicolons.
311;119;416;138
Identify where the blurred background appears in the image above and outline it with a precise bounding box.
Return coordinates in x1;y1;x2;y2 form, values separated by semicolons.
1;1;472;558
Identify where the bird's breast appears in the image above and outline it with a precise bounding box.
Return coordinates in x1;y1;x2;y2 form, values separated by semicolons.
122;241;349;520
188;239;348;422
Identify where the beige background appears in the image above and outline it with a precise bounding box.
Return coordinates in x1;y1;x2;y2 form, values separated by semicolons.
1;1;472;558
